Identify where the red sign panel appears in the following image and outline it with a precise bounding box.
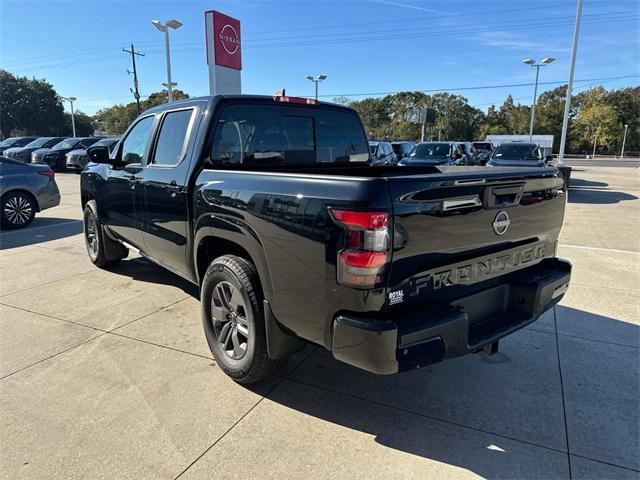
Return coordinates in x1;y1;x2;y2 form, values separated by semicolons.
210;11;241;70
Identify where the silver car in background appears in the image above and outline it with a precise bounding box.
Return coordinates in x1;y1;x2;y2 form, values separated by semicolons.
0;156;60;229
66;137;119;172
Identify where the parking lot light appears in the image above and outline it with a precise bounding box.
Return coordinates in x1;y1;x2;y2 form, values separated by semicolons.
620;124;629;159
62;96;77;137
306;74;327;100
523;57;555;142
152;19;182;103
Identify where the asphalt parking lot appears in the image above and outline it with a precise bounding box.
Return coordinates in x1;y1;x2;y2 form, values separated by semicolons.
1;167;638;480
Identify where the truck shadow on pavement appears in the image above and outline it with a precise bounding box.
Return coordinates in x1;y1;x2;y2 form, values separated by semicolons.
0;218;83;250
108;257;199;298
568;189;638;205
251;307;639;478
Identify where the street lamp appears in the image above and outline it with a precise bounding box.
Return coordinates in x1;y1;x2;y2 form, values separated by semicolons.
620;124;629;159
62;96;77;137
306;74;327;100
522;57;555;142
152;18;182;103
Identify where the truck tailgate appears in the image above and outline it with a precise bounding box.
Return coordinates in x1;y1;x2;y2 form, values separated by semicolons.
386;166;566;309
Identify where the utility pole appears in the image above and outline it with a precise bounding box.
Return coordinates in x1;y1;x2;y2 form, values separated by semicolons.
123;44;145;114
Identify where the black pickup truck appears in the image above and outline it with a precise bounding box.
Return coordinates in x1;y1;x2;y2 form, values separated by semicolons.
82;95;571;384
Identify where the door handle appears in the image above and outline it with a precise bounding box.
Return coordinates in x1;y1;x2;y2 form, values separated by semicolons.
167;180;180;196
483;183;525;208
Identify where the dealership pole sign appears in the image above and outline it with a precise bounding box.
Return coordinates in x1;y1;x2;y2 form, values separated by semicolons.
205;10;242;95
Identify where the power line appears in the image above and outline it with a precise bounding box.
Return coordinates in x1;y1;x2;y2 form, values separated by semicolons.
315;74;640;98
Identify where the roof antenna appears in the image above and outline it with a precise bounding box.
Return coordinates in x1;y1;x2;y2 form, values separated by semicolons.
274;88;285;97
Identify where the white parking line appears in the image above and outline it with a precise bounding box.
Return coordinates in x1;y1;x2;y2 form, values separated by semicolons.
559;244;640;255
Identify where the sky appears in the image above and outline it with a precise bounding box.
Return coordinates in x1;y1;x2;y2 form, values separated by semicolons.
1;0;639;116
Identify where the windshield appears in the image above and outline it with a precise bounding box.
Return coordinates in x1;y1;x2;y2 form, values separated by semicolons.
93;138;116;147
0;138;17;147
409;143;452;158
52;138;80;150
493;144;542;161
369;144;378;155
473;142;492;151
25;137;51;148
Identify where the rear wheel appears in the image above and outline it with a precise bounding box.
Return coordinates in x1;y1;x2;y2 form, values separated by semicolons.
1;191;36;229
201;255;285;384
83;200;127;268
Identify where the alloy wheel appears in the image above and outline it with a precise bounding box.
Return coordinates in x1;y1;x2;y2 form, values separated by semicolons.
211;281;249;360
85;213;99;256
4;194;33;226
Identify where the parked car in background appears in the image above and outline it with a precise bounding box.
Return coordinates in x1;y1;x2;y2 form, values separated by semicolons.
473;141;494;165
66;137;119;172
399;142;462;166
488;142;551;168
391;141;415;163
459;142;479;165
3;137;67;163
0;137;38;155
369;141;396;165
31;137;101;171
0;156;60;229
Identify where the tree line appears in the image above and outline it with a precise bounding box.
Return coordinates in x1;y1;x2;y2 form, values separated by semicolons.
1;69;637;155
342;85;639;155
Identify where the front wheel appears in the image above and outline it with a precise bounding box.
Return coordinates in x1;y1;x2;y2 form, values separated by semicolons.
201;255;285;384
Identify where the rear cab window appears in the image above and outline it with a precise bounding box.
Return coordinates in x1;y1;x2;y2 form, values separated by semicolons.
210;104;369;166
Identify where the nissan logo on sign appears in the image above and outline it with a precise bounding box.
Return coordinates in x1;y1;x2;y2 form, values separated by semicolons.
207;10;242;70
219;24;240;55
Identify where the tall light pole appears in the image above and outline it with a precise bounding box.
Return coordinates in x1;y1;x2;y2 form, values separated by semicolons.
522;57;555;142
306;74;327;100
152;19;182;103
558;0;584;166
620;124;629;159
62;96;77;137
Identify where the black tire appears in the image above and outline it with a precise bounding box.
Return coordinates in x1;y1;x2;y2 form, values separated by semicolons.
201;255;284;384
83;200;127;268
1;191;36;229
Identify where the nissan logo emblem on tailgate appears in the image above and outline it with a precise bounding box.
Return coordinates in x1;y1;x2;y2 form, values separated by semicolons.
493;211;510;235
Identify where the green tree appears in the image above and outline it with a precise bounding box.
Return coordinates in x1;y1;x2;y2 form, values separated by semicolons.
534;85;568;151
93;89;189;135
0;69;66;137
431;92;485;141
571;104;620;153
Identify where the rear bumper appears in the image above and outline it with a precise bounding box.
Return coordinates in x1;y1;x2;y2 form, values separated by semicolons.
331;258;571;374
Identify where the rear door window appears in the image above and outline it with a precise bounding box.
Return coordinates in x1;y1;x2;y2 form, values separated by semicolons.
151;109;194;166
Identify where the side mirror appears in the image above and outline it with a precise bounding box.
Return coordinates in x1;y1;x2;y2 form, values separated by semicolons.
546;155;554;163
87;145;113;165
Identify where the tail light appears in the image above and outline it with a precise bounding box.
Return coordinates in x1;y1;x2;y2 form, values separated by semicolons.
38;169;55;179
330;209;390;288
